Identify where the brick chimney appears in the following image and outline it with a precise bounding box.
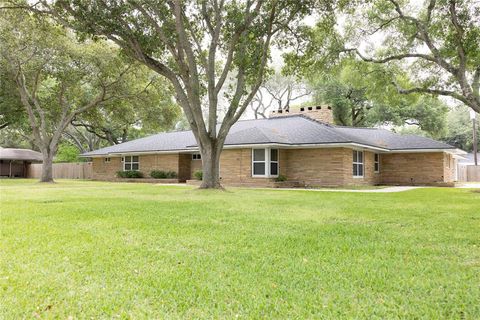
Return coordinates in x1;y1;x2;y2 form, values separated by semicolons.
269;105;334;124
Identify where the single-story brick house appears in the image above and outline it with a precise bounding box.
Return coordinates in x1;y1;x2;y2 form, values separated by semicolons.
82;107;465;187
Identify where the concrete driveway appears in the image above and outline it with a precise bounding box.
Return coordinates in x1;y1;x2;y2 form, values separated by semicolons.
254;186;424;193
456;183;480;188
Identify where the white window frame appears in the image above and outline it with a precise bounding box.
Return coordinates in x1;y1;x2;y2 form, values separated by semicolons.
192;153;201;160
123;155;139;171
374;153;380;173
352;150;364;178
252;148;279;178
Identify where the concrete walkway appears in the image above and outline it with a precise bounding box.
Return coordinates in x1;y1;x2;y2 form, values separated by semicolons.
255;186;423;193
456;183;480;188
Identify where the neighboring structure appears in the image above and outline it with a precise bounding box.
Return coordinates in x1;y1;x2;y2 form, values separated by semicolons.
0;147;43;178
457;153;480;182
82;107;465;187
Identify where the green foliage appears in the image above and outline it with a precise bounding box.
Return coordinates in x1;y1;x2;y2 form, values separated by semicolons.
0;9;180;161
150;170;178;179
0;128;34;149
308;58;448;136
289;0;480;131
1;180;479;318
193;170;203;181
116;170;143;179
73;73;181;145
0;66;26;130
54;143;81;163
344;0;479;113
441;105;480;152
45;0;317;105
275;174;287;182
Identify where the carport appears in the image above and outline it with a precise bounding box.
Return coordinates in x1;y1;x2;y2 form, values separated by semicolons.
0;148;43;178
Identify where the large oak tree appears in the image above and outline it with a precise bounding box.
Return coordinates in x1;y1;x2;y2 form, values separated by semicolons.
0;10;178;182
342;0;480;114
35;0;321;188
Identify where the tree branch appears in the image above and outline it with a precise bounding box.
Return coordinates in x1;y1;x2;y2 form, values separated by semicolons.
391;80;469;104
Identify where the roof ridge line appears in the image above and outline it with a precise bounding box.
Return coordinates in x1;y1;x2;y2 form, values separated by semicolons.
333;125;383;130
296;114;336;127
296;114;360;143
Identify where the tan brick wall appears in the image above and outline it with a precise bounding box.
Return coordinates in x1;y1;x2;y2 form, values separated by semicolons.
284;148;346;186
218;149;285;186
281;148;379;186
380;152;451;185
190;158;202;177
92;154;180;180
92;149;453;186
139;154;179;176
443;153;455;182
342;150;381;186
91;157;122;180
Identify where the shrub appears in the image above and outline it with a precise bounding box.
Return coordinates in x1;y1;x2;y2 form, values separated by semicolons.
150;170;178;179
150;170;166;179
275;174;287;182
116;170;143;178
166;171;178;178
193;170;203;180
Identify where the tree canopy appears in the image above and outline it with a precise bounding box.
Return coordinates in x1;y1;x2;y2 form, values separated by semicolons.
341;0;480;113
309;58;448;136
0;8;180;181
70;69;180;145
32;0;323;188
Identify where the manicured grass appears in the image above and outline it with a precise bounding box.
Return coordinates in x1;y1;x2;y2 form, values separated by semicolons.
1;179;479;318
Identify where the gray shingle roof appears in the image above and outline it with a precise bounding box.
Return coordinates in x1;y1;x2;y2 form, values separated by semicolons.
333;126;454;150
81;115;455;157
0;148;43;161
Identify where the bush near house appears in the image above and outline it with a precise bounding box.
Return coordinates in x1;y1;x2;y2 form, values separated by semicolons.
116;170;143;178
150;170;178;179
193;170;203;180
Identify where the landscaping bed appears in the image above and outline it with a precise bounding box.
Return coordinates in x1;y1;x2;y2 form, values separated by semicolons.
113;178;180;183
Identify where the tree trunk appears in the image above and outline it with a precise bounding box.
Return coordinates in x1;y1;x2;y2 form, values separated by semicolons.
40;152;55;183
199;140;223;189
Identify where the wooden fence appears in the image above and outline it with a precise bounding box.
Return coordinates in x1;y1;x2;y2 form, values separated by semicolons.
457;164;480;182
28;162;93;179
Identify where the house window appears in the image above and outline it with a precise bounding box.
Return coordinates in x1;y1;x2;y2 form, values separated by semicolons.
192;153;201;160
252;149;266;176
123;156;139;171
353;150;364;178
374;153;380;173
270;149;278;176
104;157;111;163
252;148;279;177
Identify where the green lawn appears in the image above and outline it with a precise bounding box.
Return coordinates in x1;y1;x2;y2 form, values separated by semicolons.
1;180;479;319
